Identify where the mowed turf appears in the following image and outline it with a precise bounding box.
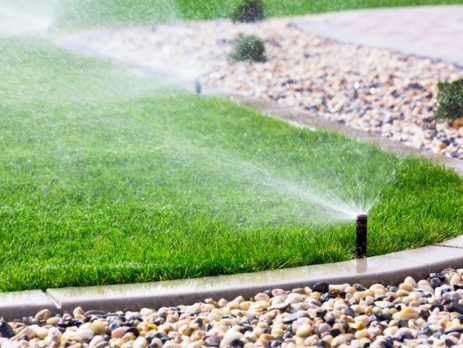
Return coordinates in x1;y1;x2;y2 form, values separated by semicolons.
0;39;462;291
57;0;463;27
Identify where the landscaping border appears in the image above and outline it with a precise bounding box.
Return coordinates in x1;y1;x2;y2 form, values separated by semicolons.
2;236;463;320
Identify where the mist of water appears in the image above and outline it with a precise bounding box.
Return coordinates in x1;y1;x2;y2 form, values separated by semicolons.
0;0;57;37
82;121;379;224
0;0;389;227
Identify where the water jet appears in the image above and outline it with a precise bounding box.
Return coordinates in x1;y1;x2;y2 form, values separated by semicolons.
356;214;368;258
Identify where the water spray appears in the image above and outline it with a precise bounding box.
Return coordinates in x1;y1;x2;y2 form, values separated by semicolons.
356;214;368;258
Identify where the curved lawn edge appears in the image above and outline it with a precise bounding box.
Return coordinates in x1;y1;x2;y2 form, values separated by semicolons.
3;36;462;296
2;235;463;320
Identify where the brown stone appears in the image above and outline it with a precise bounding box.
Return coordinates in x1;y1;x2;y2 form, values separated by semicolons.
111;327;129;339
452;118;463;128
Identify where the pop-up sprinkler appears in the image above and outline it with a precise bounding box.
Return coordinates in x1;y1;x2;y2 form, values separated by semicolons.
195;78;202;94
356;214;368;258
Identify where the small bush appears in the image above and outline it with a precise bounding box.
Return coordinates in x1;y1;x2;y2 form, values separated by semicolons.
437;79;463;120
231;0;264;23
230;34;266;62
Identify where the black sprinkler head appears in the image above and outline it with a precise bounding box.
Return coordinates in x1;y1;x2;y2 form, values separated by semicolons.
356;214;368;258
195;79;202;95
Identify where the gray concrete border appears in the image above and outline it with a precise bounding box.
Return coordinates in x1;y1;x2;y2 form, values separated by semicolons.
2;236;463;320
0;290;57;320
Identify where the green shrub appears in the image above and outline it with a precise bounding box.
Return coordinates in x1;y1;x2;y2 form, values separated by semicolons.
230;34;266;62
231;0;265;23
437;79;463;120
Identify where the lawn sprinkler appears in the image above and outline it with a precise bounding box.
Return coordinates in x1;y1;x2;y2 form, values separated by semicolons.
195;78;202;94
356;214;368;258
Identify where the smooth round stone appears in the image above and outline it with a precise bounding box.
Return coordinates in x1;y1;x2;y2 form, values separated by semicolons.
35;327;49;340
45;317;60;326
416;324;433;336
163;342;182;348
44;328;62;346
139;308;155;317
73;307;85;319
430;277;442;289
91;319;108;335
399;283;414;292
76;328;94;341
271;289;286;297
0;321;15;338
133;336;148;348
418;280;434;294
331;333;353;347
178;324;192;336
450;274;462;286
68;343;83;348
219;331;244;348
249;301;269;312
404;276;417;288
184;303;201;315
313;282;329;293
34;309;52;321
254;293;270;302
443;291;460;303
329;284;349;294
15;326;35;339
111;327;129;339
89;335;105;347
296;324;312;338
316;323;331;335
394;307;419;320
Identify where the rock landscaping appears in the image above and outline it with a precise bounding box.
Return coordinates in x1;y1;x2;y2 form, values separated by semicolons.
3;269;463;347
56;18;463;160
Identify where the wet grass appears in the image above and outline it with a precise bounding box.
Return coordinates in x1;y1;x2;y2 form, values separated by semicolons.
1;39;462;291
56;0;463;27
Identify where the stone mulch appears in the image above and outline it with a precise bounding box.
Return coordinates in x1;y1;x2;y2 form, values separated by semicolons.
55;18;463;159
2;269;463;347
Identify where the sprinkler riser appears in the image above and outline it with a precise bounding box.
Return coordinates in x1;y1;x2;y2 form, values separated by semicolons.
356;214;368;258
195;79;202;94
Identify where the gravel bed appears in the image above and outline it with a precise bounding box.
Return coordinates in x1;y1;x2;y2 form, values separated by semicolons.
56;18;463;160
3;269;463;347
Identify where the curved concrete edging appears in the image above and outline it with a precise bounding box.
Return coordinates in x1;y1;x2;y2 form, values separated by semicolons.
1;236;463;320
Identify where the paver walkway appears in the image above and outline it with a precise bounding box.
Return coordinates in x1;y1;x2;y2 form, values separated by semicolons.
296;5;463;65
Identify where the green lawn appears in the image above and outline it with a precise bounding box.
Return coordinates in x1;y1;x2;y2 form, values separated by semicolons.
54;0;463;27
1;38;462;291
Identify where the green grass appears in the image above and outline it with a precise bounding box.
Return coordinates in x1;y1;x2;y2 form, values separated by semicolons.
1;39;462;291
54;0;463;27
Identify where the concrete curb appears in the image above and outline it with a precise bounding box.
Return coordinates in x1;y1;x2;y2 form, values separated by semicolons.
0;291;57;321
2;236;463;320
